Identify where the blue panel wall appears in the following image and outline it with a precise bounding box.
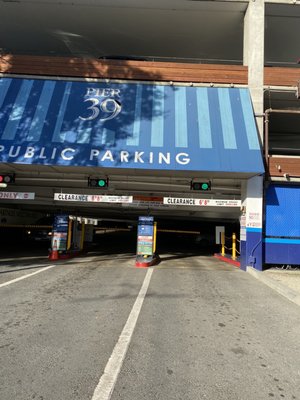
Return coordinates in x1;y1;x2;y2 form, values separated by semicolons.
266;185;300;236
245;228;263;271
265;185;300;264
265;240;300;264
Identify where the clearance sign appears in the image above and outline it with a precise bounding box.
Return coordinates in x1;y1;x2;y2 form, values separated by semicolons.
54;193;133;203
163;198;241;207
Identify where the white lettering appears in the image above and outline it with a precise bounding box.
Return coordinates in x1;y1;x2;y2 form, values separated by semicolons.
90;149;100;160
120;151;129;162
8;146;21;158
101;150;114;162
176;152;190;165
134;152;144;163
38;147;47;159
86;88;121;98
158;152;170;164
51;148;57;160
24;147;35;158
2;145;192;168
80;98;100;121
61;148;75;160
86;88;96;97
112;89;121;98
149;152;153;164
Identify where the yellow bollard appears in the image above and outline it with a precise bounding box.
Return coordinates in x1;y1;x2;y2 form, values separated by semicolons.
232;232;236;260
67;219;72;250
221;231;225;256
153;222;157;254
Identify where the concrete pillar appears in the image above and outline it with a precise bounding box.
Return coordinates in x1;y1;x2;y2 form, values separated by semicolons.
243;0;265;141
240;175;264;271
240;180;247;270
72;220;82;250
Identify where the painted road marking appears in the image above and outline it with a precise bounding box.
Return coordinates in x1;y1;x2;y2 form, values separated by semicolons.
0;265;57;288
91;268;154;400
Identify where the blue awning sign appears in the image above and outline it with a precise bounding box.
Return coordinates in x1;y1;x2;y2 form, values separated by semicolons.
0;77;264;174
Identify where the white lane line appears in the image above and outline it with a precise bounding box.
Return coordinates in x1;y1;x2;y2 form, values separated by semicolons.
0;265;57;288
91;268;154;400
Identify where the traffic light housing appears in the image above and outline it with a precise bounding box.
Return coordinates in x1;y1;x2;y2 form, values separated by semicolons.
88;177;109;188
190;181;211;191
0;173;15;184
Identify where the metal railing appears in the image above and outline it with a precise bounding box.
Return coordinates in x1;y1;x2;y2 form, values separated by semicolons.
221;232;240;260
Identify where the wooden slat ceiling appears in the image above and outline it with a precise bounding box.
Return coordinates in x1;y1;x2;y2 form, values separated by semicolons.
0;55;299;87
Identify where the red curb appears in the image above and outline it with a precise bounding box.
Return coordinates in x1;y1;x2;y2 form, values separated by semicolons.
214;254;240;267
135;255;160;268
135;261;153;268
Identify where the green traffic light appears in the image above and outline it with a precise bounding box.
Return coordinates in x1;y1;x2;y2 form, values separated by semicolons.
88;177;109;188
190;181;211;191
98;179;106;187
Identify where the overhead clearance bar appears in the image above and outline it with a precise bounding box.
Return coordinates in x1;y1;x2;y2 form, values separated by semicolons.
52;192;241;208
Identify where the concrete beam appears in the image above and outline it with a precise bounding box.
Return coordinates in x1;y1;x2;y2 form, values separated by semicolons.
244;0;265;141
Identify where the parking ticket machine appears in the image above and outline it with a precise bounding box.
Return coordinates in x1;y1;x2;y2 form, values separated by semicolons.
135;216;159;267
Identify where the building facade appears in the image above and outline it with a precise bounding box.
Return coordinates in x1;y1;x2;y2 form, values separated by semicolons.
0;0;299;269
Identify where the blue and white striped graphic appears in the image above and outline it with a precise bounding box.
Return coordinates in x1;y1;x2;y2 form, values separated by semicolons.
26;80;56;141
218;88;237;149
196;88;212;149
175;87;188;148
150;85;164;147
0;77;264;172
1;79;34;140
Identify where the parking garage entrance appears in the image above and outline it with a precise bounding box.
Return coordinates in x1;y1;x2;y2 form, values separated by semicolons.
0;76;264;266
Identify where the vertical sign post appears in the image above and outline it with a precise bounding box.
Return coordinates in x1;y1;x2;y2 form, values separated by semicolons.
137;216;154;256
52;214;69;251
135;216;159;267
